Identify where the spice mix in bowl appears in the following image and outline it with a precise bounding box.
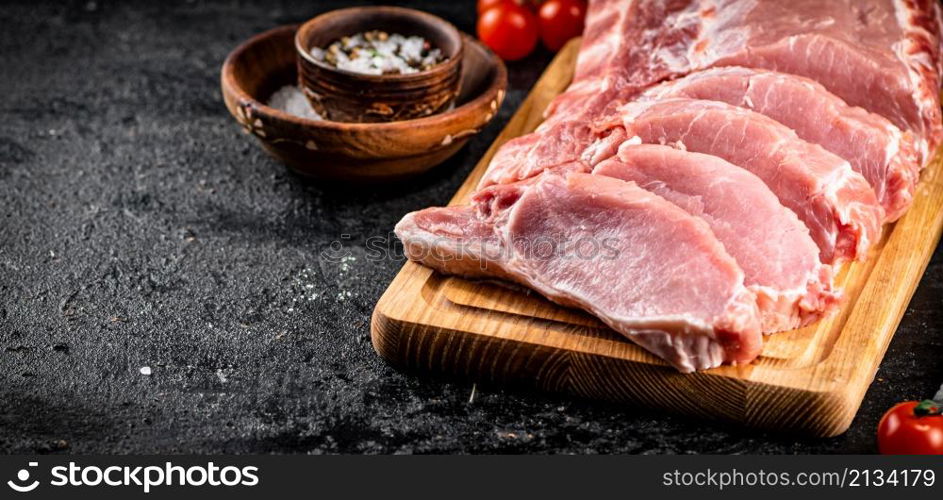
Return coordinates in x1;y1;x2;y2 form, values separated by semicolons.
296;7;463;123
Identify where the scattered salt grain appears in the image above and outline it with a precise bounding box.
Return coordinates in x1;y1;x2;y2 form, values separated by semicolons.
267;86;322;120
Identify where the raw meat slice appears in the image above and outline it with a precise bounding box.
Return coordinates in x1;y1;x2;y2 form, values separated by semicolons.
478;0;687;188
594;144;839;332
639;67;921;221
396;173;763;372
479;122;626;188
480;0;943;190
569;0;943;161
694;0;943;162
601;98;884;263
481;119;598;188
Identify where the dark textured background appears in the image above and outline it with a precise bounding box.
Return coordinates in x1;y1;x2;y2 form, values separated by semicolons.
1;0;941;454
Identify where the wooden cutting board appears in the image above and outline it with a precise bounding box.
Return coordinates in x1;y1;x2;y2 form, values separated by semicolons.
371;39;943;437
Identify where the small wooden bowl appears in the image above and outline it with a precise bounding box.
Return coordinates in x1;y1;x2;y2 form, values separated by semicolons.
295;7;463;123
220;25;506;182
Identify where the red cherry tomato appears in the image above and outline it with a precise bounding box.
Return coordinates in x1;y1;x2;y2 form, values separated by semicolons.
478;0;504;14
537;0;588;52
478;0;507;14
477;2;539;61
477;0;537;14
877;401;943;455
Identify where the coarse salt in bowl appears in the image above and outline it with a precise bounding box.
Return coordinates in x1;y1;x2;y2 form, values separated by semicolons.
295;6;464;123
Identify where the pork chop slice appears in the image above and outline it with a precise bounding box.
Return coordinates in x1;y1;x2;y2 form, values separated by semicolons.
395;172;763;372
594;145;839;333
478;0;695;189
480;120;627;189
578;0;943;162
695;0;943;163
639;67;921;221
479;0;943;192
600;98;885;264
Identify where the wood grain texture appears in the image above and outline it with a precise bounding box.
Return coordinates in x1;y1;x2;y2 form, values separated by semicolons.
371;38;943;436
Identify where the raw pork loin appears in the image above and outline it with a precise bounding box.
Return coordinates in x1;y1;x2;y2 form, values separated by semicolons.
558;0;943;161
599;98;885;263
594;145;839;332
637;67;921;221
396;173;763;373
695;0;943;162
395;0;943;372
481;0;943;189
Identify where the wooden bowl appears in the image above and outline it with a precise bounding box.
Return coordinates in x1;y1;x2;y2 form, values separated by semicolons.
220;25;507;182
295;7;463;123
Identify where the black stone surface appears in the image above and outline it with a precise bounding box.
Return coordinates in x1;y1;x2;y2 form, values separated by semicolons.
1;0;941;455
